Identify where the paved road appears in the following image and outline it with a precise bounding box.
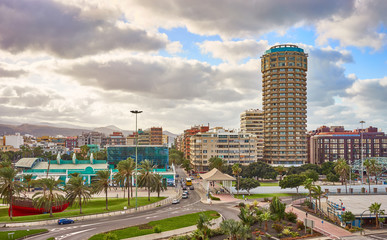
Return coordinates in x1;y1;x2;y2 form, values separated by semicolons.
342;232;387;240
1;168;239;240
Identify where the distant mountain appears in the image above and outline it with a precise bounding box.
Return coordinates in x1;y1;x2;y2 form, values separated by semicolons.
0;122;177;139
0;123;90;137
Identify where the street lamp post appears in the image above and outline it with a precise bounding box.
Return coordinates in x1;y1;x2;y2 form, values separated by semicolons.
131;110;142;210
360;120;365;185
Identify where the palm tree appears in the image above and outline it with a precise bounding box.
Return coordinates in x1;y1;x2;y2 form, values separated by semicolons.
369;202;385;228
113;171;126;198
334;158;350;193
232;163;242;196
69;172;81;178
65;176;92;214
238;207;255;227
196;213;213;239
32;178;65;217
370;159;382;185
220;219;247;240
23;174;34;192
138;160;156;201
0;167;25;220
364;159;372;193
117;158;135;206
304;178;313;207
151;174;167;198
260;211;272;231
93;170;111;210
311;185;324;213
275;165;286;181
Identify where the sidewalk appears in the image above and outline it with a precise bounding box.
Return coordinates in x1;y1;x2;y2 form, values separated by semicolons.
287;206;352;239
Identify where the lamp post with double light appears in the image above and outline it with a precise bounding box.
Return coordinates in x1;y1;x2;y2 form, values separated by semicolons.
131;110;142;210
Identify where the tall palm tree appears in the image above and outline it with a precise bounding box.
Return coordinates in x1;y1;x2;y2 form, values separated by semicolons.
65;176;92;214
196;213;213;239
0;167;25;220
370;159;382;185
23;174;34;192
275;165;286;181
312;185;324;213
0;160;12;168
93;170;111;210
138;160;156;201
117;158;135;206
232;163;242;196
304;178;313;206
151;174;167;198
369;202;385;228
364;159;372;193
113;171;126;198
32;178;65;217
334;158;350;193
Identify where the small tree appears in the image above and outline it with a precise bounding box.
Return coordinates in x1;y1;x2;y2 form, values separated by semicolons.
260;211;272;231
92;170;111;210
238;207;255;227
138;160;156;201
334;158;350;193
33;178;65;217
341;211;355;228
151;174;167;197
326;172;340;183
208;157;225;170
275;165;286;181
303;170;319;182
238;178;260;195
303;178;313;206
0;167;25;220
279;174;306;194
23;174;34;192
196;213;213;239
311;185;324;213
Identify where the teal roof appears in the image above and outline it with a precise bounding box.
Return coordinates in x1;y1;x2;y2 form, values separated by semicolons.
264;45;304;54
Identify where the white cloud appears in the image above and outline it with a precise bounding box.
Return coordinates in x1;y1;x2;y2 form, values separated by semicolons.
0;0;169;58
316;0;387;49
198;40;268;63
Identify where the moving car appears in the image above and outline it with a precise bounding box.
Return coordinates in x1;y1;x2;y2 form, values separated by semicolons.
182;186;187;190
182;193;188;199
184;190;189;195
58;218;74;225
189;186;194;190
172;199;180;204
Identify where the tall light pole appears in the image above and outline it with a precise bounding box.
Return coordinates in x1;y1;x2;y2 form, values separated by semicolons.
131;110;142;210
360;120;365;185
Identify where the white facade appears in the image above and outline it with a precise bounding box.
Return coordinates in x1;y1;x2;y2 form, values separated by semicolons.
5;133;24;149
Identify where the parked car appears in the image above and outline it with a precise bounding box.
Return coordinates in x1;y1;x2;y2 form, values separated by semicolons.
172;199;180;204
58;218;74;225
189;186;194;190
182;193;188;199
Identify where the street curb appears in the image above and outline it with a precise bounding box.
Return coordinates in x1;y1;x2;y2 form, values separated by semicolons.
15;230;49;240
3;190;182;228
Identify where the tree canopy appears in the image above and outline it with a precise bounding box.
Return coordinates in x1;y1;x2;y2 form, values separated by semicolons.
279;174;306;193
241;162;277;180
238;178;260;195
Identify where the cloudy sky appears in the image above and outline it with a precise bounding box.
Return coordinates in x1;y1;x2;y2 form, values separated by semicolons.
0;0;386;134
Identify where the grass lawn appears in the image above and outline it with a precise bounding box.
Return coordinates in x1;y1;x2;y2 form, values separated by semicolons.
232;181;279;187
89;211;220;240
0;197;166;223
0;229;47;239
234;193;306;199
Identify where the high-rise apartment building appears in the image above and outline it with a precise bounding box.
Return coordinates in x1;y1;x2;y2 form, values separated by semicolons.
190;128;258;172
261;44;308;166
240;109;264;160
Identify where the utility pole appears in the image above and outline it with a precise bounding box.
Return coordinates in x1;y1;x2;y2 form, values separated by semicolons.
360;120;365;185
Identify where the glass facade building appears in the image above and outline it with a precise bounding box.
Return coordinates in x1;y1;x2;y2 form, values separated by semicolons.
107;145;169;168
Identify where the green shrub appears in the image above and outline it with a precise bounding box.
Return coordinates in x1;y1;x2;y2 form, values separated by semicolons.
210;227;224;237
153;226;162;233
239;202;246;208
272;223;284;233
102;233;118;240
282;228;291;236
296;220;305;230
284;211;298;223
264;197;270;202
209;194;220;201
290;231;299;237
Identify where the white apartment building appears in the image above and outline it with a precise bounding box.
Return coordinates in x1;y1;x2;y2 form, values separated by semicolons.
5;133;24;149
190;128;258;172
240;109;264;160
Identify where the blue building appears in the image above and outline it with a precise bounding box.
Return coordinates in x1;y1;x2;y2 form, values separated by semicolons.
107;145;169;169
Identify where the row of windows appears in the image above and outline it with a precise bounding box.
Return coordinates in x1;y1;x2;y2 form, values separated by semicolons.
270;57;307;62
266;102;306;107
317;138;387;143
267;136;307;140
266;151;307;154
266;117;306;120
264;97;306;101
269;63;307;68
269;68;305;73
269;73;304;77
267;83;305;87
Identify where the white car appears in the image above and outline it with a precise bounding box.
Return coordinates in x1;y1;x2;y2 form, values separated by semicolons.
172;199;180;204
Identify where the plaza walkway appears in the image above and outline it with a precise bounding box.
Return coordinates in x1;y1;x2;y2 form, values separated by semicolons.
287;206;353;239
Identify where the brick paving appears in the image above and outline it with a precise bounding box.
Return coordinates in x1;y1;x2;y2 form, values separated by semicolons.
288;206;353;239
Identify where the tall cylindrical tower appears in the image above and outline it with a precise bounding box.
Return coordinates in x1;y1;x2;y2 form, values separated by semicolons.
261;44;308;166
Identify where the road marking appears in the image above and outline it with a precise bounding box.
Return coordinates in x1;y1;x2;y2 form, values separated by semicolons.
56;228;96;240
369;235;386;240
145;216;158;219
